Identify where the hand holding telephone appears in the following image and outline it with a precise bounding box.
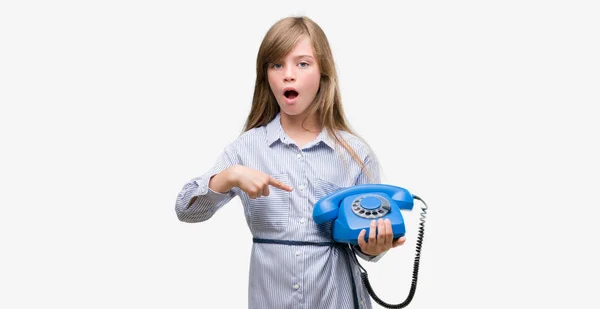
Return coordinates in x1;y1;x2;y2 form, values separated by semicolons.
313;183;428;309
313;184;414;244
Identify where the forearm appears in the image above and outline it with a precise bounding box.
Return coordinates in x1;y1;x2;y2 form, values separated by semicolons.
208;166;237;194
175;173;235;223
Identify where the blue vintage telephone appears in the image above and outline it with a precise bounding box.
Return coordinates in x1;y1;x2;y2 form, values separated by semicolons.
313;183;429;309
313;184;414;244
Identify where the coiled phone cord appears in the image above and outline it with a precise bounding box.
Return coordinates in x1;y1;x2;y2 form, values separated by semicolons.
350;195;428;308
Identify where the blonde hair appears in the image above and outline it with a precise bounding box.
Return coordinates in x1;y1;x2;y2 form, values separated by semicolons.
243;16;374;181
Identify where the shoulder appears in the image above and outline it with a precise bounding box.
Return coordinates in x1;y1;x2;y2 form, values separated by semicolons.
224;126;267;151
337;130;375;160
239;126;266;142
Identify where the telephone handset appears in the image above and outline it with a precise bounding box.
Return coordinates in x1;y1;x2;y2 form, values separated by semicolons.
313;183;429;309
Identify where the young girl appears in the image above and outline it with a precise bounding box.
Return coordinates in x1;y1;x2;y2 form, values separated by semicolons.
175;16;406;309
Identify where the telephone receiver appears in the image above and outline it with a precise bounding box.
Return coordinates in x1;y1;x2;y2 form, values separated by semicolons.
313;183;428;308
313;184;414;244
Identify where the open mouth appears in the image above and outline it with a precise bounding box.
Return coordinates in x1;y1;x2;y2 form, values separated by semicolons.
284;90;299;99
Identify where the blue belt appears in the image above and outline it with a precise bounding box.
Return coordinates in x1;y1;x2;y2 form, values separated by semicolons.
253;238;360;309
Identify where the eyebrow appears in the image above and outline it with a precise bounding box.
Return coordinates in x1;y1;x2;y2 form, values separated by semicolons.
272;54;315;64
292;54;315;60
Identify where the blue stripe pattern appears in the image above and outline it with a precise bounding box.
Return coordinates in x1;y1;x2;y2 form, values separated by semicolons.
175;113;383;309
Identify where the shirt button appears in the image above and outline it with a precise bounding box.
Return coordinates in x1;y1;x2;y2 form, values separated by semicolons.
298;184;306;191
293;284;300;290
299;218;306;224
295;250;301;256
296;153;302;158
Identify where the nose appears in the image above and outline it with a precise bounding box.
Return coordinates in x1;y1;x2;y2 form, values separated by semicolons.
284;67;295;82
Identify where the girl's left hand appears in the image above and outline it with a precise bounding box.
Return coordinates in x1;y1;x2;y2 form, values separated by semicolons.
357;218;406;256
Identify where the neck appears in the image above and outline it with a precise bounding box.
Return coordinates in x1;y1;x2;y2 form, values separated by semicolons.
280;111;322;134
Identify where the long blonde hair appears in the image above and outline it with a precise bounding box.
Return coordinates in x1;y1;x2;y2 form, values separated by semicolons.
243;16;373;181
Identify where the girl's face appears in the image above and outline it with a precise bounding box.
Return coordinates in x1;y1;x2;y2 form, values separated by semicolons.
267;36;321;119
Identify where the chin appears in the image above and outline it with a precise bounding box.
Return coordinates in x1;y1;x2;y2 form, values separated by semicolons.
280;109;301;116
279;105;308;117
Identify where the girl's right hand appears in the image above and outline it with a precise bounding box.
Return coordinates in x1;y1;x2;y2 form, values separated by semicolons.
210;165;293;199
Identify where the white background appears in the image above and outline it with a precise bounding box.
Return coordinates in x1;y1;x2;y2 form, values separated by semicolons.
1;1;599;308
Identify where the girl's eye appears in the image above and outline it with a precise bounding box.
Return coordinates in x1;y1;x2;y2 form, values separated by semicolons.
299;62;309;68
272;63;282;69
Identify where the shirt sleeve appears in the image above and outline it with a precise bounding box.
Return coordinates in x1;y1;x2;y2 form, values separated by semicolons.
353;148;387;262
175;145;239;223
354;149;381;186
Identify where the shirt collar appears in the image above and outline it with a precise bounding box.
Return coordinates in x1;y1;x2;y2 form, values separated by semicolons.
265;113;335;149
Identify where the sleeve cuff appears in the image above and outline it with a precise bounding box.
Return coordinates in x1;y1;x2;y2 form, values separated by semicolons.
193;176;233;204
353;245;387;262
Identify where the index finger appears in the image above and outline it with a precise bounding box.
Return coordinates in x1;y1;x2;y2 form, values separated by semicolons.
268;177;293;192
